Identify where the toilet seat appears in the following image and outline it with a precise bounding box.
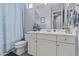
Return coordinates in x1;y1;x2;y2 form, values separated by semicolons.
15;41;27;46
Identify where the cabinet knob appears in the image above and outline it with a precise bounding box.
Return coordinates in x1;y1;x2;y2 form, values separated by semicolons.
56;45;59;46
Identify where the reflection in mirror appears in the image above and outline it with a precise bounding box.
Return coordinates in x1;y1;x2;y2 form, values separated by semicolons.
66;3;79;29
52;10;64;29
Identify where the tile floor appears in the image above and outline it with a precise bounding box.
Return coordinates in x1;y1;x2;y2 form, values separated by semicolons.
5;51;32;56
21;51;32;56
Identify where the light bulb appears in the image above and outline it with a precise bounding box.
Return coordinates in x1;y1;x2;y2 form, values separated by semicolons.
28;4;33;8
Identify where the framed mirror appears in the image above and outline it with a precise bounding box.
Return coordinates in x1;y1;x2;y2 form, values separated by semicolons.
66;3;79;29
52;10;64;29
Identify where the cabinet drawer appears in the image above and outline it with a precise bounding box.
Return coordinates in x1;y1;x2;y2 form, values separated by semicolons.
27;33;36;39
57;35;75;44
37;34;56;41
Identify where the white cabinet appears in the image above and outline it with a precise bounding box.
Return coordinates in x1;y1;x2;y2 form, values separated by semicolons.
57;42;75;56
57;35;75;56
27;33;37;55
27;32;76;56
37;39;56;56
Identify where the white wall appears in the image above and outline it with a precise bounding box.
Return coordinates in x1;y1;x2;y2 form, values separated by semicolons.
23;4;35;33
51;3;64;11
35;4;51;29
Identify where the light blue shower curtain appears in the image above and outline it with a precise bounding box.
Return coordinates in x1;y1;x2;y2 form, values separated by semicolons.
0;4;4;55
0;4;24;55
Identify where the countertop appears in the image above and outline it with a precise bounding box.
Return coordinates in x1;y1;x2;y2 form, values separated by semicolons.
27;29;76;36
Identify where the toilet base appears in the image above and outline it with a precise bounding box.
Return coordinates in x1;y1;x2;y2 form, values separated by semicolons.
15;41;27;55
16;47;26;55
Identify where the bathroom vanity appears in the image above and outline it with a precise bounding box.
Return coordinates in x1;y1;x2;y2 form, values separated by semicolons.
27;30;76;56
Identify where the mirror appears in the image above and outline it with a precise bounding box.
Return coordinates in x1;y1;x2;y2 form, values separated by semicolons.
52;10;64;29
66;3;79;29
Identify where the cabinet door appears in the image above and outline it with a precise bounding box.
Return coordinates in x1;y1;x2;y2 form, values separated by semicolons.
57;42;75;56
37;39;56;56
28;37;36;55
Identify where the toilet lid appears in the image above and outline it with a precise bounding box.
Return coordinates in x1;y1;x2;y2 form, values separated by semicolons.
15;41;27;46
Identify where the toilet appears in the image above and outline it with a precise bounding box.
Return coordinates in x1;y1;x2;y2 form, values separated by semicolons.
15;41;27;55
